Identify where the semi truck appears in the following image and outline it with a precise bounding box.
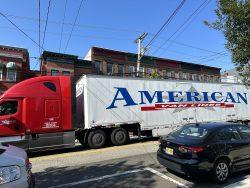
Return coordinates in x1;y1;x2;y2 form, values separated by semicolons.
0;75;249;151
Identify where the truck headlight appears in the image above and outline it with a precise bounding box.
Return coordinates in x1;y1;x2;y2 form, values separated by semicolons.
0;166;21;185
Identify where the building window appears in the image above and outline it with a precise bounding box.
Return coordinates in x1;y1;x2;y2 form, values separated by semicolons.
190;74;195;81
62;71;70;76
158;69;163;78
51;69;59;76
0;69;2;80
200;75;204;81
94;61;101;74
193;74;199;81
7;70;17;81
107;63;113;75
182;72;187;80
210;76;215;82
214;76;219;82
118;64;124;76
166;70;171;79
129;65;135;77
6;62;17;82
147;68;153;76
139;67;144;77
0;62;3;80
174;72;179;79
204;75;208;82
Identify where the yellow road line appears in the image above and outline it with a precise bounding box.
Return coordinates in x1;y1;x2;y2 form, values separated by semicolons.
30;141;158;162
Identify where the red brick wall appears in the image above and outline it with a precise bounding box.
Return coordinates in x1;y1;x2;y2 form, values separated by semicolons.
0;46;30;93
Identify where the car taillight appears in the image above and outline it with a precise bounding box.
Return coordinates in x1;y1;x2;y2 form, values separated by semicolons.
178;146;204;153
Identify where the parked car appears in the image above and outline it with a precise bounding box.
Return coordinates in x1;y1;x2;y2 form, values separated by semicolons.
157;122;250;183
0;143;35;188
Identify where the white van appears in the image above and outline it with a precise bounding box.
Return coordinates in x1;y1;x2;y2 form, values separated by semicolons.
0;143;34;188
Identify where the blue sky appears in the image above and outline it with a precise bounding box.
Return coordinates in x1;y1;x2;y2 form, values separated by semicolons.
0;0;234;71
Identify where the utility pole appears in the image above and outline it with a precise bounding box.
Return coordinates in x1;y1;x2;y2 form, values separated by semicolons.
135;32;148;77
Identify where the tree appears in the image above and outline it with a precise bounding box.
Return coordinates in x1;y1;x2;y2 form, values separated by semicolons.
146;71;162;79
204;0;250;86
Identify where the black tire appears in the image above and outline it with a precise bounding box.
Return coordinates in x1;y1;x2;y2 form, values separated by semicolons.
111;128;129;146
213;159;230;184
87;130;107;149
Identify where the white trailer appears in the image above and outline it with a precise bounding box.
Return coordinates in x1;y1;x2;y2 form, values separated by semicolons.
76;75;250;147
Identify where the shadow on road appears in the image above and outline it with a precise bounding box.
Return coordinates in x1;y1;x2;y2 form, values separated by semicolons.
28;137;158;158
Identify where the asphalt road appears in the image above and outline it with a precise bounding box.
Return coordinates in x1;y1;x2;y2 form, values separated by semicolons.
29;140;250;188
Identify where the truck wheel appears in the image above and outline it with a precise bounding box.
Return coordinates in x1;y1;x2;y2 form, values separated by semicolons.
87;130;107;149
111;128;129;146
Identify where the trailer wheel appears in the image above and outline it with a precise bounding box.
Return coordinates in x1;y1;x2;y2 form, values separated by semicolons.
87;130;107;149
111;128;129;146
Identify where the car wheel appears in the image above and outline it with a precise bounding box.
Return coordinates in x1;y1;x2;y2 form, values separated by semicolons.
213;159;229;184
111;128;129;146
87;130;107;149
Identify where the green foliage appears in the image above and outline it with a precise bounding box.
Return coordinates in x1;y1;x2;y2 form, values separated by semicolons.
204;0;250;85
146;71;162;79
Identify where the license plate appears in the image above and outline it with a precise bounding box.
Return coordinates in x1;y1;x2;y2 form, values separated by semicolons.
165;147;174;155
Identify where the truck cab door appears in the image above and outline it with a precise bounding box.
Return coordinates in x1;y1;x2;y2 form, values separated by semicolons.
29;81;63;150
43;99;61;130
0;99;23;138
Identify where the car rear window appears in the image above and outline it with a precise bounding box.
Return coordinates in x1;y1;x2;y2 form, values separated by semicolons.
237;125;250;139
171;125;209;139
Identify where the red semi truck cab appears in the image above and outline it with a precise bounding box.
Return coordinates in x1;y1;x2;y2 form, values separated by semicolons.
0;76;76;151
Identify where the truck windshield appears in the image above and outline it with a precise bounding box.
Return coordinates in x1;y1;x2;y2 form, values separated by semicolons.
170;125;209;139
0;101;18;116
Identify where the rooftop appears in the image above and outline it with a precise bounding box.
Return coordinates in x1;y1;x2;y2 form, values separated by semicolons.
0;44;28;53
91;46;221;70
41;51;78;60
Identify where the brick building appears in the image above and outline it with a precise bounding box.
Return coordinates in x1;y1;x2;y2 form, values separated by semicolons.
0;45;222;93
84;47;221;82
40;51;92;81
0;45;33;94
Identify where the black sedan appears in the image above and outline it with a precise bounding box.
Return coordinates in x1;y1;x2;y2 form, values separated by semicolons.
157;122;250;183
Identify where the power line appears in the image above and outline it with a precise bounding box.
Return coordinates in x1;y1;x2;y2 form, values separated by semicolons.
41;0;52;50
59;0;67;52
144;0;186;50
0;25;134;41
35;0;52;70
169;0;212;43
0;15;229;65
0;12;43;50
64;0;86;53
1;23;229;59
170;40;228;55
4;13;143;34
2;10;227;57
152;0;211;55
